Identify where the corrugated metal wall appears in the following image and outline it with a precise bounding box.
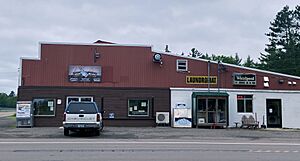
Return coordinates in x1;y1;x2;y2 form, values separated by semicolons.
21;43;300;90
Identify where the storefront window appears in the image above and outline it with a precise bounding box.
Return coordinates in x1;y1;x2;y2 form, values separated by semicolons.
237;95;253;113
128;99;149;116
33;98;56;116
197;99;206;111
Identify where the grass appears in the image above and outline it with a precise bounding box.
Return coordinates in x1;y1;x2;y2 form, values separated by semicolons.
8;113;16;120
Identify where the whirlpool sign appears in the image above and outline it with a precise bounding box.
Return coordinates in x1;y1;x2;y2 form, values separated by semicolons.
232;73;256;85
68;65;101;83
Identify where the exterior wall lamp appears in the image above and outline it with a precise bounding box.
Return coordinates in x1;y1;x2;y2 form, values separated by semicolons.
94;49;100;63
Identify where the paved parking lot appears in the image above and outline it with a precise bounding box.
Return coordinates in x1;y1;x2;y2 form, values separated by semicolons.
1;114;300;141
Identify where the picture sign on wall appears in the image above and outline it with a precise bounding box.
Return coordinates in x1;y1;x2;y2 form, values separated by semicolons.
68;65;101;83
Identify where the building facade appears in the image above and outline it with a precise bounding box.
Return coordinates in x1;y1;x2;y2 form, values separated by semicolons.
18;41;300;128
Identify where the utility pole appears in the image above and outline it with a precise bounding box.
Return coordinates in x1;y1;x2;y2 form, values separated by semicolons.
208;60;210;92
218;61;220;94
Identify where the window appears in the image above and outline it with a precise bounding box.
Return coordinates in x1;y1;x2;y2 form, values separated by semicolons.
237;95;253;113
128;99;149;116
176;59;188;71
197;99;206;111
66;103;97;114
66;96;93;106
33;98;56;116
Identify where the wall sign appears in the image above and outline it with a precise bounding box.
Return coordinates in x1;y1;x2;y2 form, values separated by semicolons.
108;113;115;119
186;76;217;84
68;65;101;83
233;73;256;85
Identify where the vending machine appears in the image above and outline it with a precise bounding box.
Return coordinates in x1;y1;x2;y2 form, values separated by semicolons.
16;101;34;127
173;102;192;128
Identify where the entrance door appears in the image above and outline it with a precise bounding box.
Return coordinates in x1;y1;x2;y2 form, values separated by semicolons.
266;99;282;128
196;97;227;126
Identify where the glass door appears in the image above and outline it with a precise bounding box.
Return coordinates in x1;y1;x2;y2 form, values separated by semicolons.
217;99;226;123
207;99;216;123
196;97;227;126
266;99;282;128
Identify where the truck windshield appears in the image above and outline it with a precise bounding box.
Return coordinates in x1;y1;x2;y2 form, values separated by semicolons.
66;103;98;114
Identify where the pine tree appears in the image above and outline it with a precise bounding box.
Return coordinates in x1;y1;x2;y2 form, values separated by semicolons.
259;5;300;76
243;55;256;68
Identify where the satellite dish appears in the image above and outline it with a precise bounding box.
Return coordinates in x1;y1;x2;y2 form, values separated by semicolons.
153;53;162;63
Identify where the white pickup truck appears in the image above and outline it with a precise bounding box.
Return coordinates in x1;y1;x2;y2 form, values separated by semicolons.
63;102;103;136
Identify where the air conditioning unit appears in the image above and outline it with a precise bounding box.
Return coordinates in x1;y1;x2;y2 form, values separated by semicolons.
156;112;170;124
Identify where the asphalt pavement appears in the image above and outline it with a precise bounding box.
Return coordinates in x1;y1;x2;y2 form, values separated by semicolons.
0;114;300;142
1;138;300;161
1;114;300;160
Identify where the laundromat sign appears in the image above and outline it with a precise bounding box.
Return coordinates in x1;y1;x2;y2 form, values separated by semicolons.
186;76;217;84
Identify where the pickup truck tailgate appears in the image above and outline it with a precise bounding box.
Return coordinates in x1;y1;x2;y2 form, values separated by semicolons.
66;114;97;123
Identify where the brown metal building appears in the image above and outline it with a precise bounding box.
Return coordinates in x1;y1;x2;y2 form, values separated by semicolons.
18;41;300;127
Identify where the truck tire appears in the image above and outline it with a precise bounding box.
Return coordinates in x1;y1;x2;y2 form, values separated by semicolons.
100;122;104;131
95;129;100;136
64;128;69;136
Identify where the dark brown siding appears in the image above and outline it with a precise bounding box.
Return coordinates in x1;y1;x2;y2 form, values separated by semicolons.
18;86;170;127
21;43;300;90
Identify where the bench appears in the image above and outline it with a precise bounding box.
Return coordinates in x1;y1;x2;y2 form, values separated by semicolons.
240;115;259;129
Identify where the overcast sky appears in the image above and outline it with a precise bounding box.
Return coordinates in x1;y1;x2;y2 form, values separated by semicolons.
0;0;299;94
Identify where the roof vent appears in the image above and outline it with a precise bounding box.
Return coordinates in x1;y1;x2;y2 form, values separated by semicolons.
94;39;115;44
165;45;170;52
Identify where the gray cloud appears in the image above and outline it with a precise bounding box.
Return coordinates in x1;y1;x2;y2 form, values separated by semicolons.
0;0;298;93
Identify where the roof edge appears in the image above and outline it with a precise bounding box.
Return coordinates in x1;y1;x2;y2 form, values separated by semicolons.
39;41;153;48
154;50;300;80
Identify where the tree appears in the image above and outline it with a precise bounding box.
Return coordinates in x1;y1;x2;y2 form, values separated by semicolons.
0;92;17;108
189;48;203;58
210;53;242;65
243;55;256;68
8;91;15;97
186;48;244;66
258;5;300;76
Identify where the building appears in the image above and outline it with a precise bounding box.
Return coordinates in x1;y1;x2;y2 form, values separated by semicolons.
18;41;300;128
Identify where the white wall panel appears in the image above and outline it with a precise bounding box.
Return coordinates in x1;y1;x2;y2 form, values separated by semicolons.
171;88;300;128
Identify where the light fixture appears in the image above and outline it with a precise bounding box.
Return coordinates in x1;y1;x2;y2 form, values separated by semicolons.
57;99;62;105
94;49;101;63
263;76;269;82
263;76;269;88
264;82;269;88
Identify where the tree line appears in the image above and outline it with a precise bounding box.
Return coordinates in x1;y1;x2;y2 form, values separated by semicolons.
0;91;17;108
184;5;300;76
